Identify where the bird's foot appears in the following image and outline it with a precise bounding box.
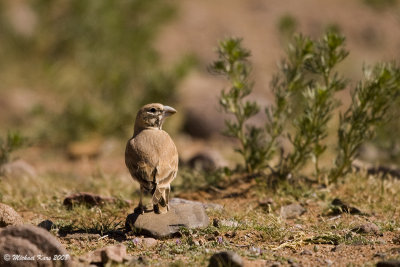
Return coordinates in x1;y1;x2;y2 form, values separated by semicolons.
134;205;145;214
153;204;168;214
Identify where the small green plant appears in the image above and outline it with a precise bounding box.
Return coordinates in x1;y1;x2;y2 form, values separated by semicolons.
0;131;26;166
277;14;298;39
277;33;348;180
330;63;400;182
211;38;268;173
212;31;400;184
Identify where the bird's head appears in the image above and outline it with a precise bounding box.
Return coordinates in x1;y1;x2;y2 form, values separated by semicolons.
134;103;177;134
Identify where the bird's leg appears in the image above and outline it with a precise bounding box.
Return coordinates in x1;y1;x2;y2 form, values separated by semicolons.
165;186;170;211
134;186;145;214
153;187;168;214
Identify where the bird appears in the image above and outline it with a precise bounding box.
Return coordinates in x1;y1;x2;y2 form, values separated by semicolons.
125;103;178;214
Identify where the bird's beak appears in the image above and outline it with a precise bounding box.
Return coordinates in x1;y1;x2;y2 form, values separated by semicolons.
163;105;177;118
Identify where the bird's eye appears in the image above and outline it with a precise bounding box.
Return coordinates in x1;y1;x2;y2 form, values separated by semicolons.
150;108;156;113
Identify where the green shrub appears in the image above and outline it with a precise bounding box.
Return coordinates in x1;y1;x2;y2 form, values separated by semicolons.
331;63;400;181
210;38;269;173
212;32;400;183
277;14;298;38
0;131;26;166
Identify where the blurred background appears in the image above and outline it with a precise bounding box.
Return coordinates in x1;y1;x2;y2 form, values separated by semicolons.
1;0;400;176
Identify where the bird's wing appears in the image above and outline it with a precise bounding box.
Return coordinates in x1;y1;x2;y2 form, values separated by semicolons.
125;129;178;189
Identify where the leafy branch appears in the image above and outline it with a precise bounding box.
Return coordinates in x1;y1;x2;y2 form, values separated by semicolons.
330;63;400;182
211;38;268;173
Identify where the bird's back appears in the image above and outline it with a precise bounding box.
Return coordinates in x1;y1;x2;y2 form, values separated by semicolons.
125;128;178;190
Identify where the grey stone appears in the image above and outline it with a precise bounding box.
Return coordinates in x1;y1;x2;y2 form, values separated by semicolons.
208;251;243;267
331;244;345;252
219;219;239;228
351;222;380;235
300;249;312;255
100;244;126;264
0;224;71;267
0;203;23;227
376;260;400;267
170;198;223;211
280;204;306;219
0;159;36;179
330;198;362;215
38;220;54;231
81;244;130;265
142;237;157;248
125;202;209;239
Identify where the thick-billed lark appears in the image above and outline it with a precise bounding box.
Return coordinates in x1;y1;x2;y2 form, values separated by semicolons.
125;103;178;214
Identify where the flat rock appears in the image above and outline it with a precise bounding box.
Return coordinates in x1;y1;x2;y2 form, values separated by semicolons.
142;237;158;248
351;222;380;235
170;198;223;211
0;225;71;266
125;202;209;239
280;204;306;219
0;203;23;227
100;244;126;264
208;251;243;267
81;244;131;265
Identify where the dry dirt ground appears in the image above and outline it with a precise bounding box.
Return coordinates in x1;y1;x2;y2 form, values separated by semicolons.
1;145;399;266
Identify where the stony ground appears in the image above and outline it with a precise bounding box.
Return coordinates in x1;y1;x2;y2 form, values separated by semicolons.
0;146;399;266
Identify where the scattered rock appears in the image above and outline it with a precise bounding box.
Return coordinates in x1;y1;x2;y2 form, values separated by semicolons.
330;198;362;215
187;152;217;172
208;251;243;267
393;235;400;245
300;249;313;255
170;198;223;211
0;203;23;227
280;203;306;219
0;224;71;266
125;202;209;239
351;223;380;235
374;252;386;259
101;244;127;264
288;258;300;267
376;260;400;267
142;237;158;248
183;108;224;139
63;192;131;208
81;244;132;265
219;219;239;228
38;219;54;231
258;198;274;208
0;159;36;179
325;259;333;266
80;248;102;264
331;244;345;252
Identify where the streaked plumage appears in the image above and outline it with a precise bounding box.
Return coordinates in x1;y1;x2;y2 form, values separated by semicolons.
125;103;178;214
